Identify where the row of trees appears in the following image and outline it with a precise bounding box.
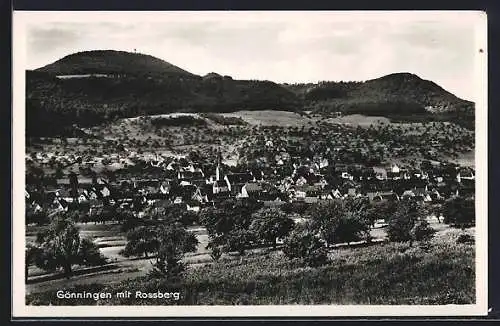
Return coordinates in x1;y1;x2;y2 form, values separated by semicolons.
25;195;474;281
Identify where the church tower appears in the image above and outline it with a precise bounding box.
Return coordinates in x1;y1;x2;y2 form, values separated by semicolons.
215;149;223;182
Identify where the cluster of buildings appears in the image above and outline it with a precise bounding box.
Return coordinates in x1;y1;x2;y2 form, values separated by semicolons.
25;150;476;220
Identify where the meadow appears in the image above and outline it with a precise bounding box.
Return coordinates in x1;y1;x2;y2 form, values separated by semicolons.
26;226;475;305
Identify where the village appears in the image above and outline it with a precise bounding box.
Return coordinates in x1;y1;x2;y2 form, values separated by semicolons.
25;138;475;225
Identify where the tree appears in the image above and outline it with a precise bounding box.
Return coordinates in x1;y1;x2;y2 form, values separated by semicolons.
366;200;398;226
282;224;328;267
151;223;198;278
200;200;260;256
250;208;295;248
308;200;343;246
387;200;433;245
308;199;370;246
30;213;106;278
442;196;475;227
121;225;159;259
25;244;42;282
121;221;198;278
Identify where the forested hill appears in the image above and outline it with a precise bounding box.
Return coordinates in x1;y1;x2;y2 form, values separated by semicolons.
26;50;475;136
35;50;196;77
285;73;474;116
26;51;300;136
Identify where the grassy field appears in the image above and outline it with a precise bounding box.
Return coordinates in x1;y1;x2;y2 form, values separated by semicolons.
26;226;475;306
221;110;316;127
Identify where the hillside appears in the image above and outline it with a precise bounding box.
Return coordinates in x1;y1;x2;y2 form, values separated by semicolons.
26;51;475;136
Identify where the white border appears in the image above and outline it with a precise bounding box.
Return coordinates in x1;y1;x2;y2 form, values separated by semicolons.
12;10;488;318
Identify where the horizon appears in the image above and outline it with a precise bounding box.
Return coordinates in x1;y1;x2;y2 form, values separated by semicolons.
32;49;471;101
20;11;484;101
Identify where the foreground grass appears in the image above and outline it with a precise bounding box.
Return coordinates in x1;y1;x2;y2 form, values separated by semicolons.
26;228;475;305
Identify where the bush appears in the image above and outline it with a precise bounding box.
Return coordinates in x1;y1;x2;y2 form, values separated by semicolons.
77;238;107;266
456;233;474;244
411;220;435;242
283;226;328;267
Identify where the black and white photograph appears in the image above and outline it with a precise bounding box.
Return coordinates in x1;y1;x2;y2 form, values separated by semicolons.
12;10;488;317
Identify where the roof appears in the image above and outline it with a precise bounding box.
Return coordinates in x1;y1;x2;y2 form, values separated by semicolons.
225;173;253;184
304;197;319;204
402;190;415;196
414;188;427;196
57;189;72;197
244;183;263;192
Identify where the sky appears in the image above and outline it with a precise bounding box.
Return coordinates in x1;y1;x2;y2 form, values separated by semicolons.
19;11;485;101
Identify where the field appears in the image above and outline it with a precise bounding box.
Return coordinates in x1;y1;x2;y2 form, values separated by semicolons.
26;226;475;305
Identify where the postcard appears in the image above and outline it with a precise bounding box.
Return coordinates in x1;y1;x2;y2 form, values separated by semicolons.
12;10;488;318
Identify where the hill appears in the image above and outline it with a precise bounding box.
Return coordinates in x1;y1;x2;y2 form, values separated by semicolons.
286;73;473;112
285;72;475;129
26;51;300;136
35;50;195;77
26;51;475;136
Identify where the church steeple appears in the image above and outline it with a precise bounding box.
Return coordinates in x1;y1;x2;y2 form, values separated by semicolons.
215;148;223;182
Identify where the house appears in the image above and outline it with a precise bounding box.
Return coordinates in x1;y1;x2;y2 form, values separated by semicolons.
186;203;201;212
319;191;334;200
368;191;399;202
294;188;307;199
56;189;75;203
401;190;415;199
414;187;432;202
96;185;111;198
341;171;354;180
192;187;209;203
429;189;443;201
373;167;387;180
457;167;475;183
78;192;89;203
295;176;308;186
213;180;230;195
304;196;319;204
387;171;401;180
160;181;171;194
302;185;322;198
313;178;328;189
240;182;264;199
224;172;254;194
347;188;358;197
319;158;329;169
331;188;343;199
